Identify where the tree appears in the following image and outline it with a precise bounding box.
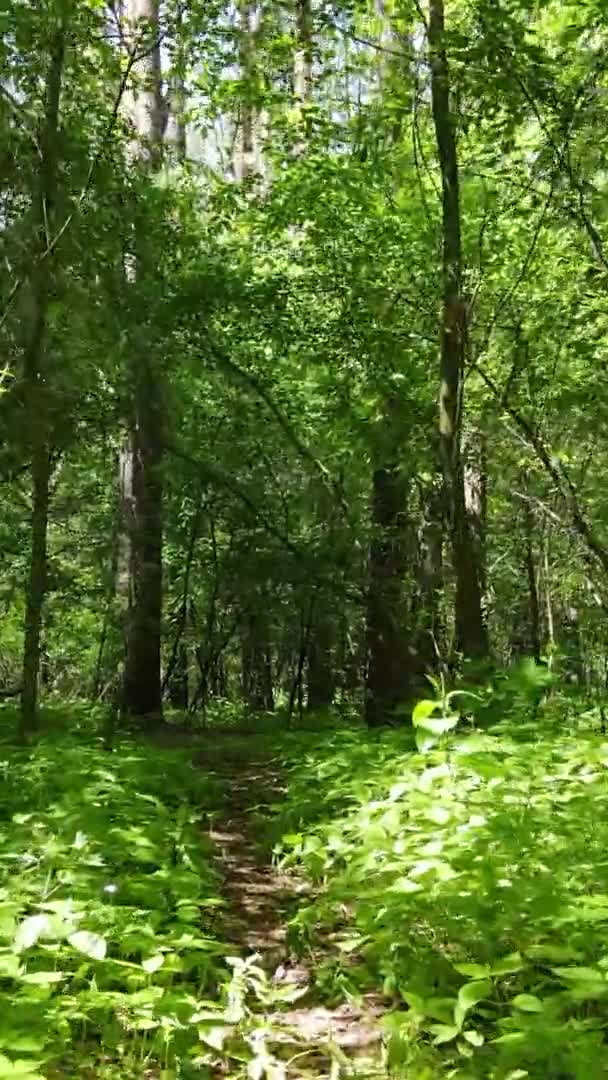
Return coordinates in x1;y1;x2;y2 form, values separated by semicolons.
20;15;67;735
428;0;488;661
119;0;165;723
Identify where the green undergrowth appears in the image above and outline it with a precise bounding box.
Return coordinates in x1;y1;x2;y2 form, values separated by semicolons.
263;702;608;1078
0;705;287;1079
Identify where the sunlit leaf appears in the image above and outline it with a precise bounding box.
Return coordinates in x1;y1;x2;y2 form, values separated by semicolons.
68;930;107;961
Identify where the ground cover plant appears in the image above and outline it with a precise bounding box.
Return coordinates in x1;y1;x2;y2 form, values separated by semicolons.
269;701;608;1077
0;705;237;1078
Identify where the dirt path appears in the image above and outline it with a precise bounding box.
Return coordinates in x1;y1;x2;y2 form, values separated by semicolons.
198;748;385;1079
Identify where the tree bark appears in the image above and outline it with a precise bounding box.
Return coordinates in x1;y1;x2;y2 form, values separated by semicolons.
235;0;261;180
241;608;274;712
522;487;541;662
428;0;488;660
293;0;313;153
463;429;487;601
365;463;411;726
307;601;334;712
413;476;444;673
120;0;164;724
20;24;66;736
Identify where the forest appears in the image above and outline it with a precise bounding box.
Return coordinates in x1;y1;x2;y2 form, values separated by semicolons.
2;0;608;1075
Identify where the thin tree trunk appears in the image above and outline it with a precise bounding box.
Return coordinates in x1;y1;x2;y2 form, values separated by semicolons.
120;0;164;724
241;607;274;712
293;0;313;153
463;429;487;600
92;518;120;699
165;3;187;159
522;486;541;662
235;0;261;180
365;463;411;726
414;476;444;673
542;528;555;666
307;600;334;711
162;489;203;696
20;24;66;737
428;0;488;660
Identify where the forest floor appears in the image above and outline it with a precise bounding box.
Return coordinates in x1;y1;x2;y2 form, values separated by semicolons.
3;700;608;1078
197;740;386;1079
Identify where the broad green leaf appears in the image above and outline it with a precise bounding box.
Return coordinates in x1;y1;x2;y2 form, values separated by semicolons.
199;1025;230;1050
13;915;52;954
412;700;439;724
463;1029;484;1046
20;971;65;985
68;931;107;961
416;715;459;736
457;980;492;1013
511;994;543;1012
0;1056;45;1079
142;953;165;974
429;1023;460;1045
490;952;523;975
553;966;605;982
453;963;491;978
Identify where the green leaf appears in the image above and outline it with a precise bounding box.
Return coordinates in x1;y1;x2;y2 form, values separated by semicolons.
13;915;52;954
0;1056;45;1079
429;1023;460;1045
453;963;492;978
463;1029;484;1046
457;980;492;1014
20;971;64;985
412;700;439;724
511;994;543;1012
68;930;107;961
553;966;605;982
142;953;165;973
416;715;459;736
490;952;523;975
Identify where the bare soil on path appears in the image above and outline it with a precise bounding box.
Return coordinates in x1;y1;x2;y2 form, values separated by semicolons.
195;744;386;1079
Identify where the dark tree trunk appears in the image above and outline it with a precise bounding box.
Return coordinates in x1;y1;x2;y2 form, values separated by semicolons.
307;605;334;711
413;476;444;674
122;369;163;719
20;25;65;737
120;0;164;724
21;447;52;732
241;610;274;712
167;643;189;709
463;430;487;600
365;464;411;726
522;490;541;662
428;0;488;661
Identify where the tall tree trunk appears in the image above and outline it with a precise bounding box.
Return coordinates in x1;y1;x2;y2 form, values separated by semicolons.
307;600;334;712
414;476;444;673
241;608;274;712
235;0;260;180
20;24;66;736
428;0;488;660
522;486;541;662
365;463;411;726
120;0;164;724
542;528;555;665
293;0;313;153
165;3;187;159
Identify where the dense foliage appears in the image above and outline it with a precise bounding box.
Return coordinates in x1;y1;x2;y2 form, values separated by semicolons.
2;0;608;1075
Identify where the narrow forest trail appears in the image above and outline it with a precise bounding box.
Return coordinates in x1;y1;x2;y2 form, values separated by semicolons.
196;744;385;1079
